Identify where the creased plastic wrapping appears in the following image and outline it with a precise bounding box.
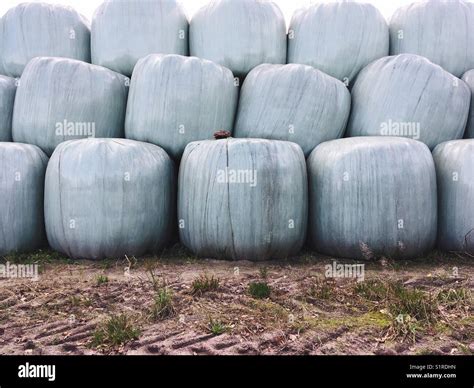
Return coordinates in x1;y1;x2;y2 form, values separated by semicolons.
288;2;389;84
433;140;474;253
234;64;350;157
178;138;307;261
1;2;91;78
92;0;189;76
13;57;128;156
126;54;238;160
190;0;286;78
0;143;48;255
45;138;175;259
346;54;470;150
461;70;474;139
390;0;474;77
0;76;17;141
308;137;437;259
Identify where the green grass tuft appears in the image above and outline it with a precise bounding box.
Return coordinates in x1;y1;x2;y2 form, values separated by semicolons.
91;314;140;348
191;274;220;295
96;274;109;286
208;318;228;336
151;287;176;320
248;282;271;299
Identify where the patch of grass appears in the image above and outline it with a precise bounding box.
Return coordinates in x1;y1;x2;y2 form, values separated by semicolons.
151;287;176;320
259;266;269;280
294;311;392;333
91;314;140;348
437;288;472;308
355;279;439;342
355;280;436;322
208;317;228;336
386;282;436;323
1;250;71;266
248;281;271;299
458;343;473;355
246;299;288;325
96;274;109;286
387;313;423;343
69;296;93;309
191;274;220;295
308;278;337;300
354;279;388;301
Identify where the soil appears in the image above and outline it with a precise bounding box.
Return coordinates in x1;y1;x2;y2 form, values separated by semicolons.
0;246;472;355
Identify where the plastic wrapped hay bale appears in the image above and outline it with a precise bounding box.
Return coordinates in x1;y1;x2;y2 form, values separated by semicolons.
190;0;286;78
288;2;389;84
0;17;6;76
125;54;238;160
92;0;189;76
461;70;474;139
12;57;128;156
308;137;437;259
433;140;474;253
346;54;470;150
45;138;175;259
1;2;91;78
390;0;474;78
178;135;307;261
0;143;48;254
0;76;17;141
234;64;350;157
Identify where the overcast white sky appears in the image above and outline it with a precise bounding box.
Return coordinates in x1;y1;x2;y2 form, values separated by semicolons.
0;0;452;23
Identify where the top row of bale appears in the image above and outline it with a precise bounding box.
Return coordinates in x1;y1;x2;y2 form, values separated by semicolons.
0;0;473;81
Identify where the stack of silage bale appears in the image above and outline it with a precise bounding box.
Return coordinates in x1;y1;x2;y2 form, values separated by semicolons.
0;0;473;261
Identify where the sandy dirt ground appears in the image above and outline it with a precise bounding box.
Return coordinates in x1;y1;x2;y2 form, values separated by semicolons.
0;246;472;355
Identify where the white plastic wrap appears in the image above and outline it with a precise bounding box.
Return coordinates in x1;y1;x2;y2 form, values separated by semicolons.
433;140;474;253
461;70;474;139
0;76;16;141
92;0;189;76
45;138;176;259
308;137;437;259
190;0;287;78
0;142;48;254
1;2;91;78
288;2;389;84
234;64;350;157
13;57;128;156
390;0;474;77
346;54;470;150
125;54;238;159
179;138;307;261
